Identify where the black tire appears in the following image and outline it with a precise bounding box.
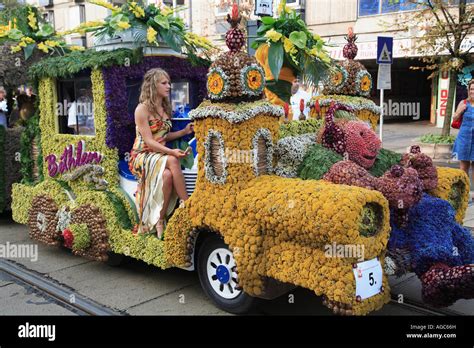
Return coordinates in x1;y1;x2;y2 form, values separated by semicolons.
197;235;257;314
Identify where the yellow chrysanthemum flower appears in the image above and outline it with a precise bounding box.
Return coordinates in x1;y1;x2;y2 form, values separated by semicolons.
265;29;283;42
277;2;292;15
27;10;37;30
69;45;85;51
22;36;35;44
161;5;173;16
88;0;121;13
44;40;60;47
10;45;22;53
117;21;131;30
37;42;49;53
147;26;158;44
129;2;145;18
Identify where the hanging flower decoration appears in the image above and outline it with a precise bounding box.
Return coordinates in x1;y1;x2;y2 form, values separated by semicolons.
207;67;229;100
355;70;372;97
252;0;331;90
0;6;80;59
85;0;217;66
241;65;265;97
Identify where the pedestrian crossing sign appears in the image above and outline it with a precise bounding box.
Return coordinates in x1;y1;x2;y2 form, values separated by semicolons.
377;37;393;64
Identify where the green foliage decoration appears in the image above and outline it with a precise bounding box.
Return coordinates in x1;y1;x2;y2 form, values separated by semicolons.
70;223;91;251
28;48;142;80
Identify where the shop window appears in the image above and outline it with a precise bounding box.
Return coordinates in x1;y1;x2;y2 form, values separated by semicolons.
204;130;227;184
252;128;273;176
359;0;380;16
57;74;95;136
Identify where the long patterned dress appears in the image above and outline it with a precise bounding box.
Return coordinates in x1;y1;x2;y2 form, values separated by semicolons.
453;101;474;161
129;117;178;234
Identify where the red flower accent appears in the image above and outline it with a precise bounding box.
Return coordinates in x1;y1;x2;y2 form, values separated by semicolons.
62;228;74;249
314;100;320;114
300;99;305;113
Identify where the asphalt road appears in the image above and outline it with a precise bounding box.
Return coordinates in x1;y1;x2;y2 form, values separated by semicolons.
0;214;431;316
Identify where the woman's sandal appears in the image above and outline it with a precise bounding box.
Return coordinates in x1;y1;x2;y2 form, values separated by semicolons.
156;219;165;240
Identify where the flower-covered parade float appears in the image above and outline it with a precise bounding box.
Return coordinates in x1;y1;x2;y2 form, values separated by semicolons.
273;28;473;308
9;3;396;316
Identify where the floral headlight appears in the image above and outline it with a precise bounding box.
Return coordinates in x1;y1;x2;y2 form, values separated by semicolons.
358;203;383;237
355;70;372;97
329;67;348;94
207;67;230;100
240;65;265;97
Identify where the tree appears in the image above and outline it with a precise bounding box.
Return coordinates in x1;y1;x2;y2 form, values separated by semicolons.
392;0;473;136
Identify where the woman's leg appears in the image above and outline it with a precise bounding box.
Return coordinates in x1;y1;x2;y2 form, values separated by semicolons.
166;156;189;201
159;169;173;220
460;160;470;177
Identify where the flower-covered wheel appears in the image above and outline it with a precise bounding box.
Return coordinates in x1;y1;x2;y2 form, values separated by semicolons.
27;195;60;246
197;235;256;314
69;204;110;262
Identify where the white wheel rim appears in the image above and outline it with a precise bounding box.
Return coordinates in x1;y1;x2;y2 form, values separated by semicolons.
207;247;241;300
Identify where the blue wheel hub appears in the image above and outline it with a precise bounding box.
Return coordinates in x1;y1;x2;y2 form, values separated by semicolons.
216;265;230;284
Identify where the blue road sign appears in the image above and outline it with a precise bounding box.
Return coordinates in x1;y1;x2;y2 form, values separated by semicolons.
377;37;393;64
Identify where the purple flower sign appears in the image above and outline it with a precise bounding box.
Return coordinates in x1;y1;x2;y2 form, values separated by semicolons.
45;140;103;177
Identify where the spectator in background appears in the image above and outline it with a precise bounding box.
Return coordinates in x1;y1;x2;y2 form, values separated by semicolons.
290;80;311;120
16;87;37;125
0;87;8;128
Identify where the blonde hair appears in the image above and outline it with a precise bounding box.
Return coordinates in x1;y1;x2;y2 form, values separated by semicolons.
0;87;5;95
468;79;474;89
139;68;172;119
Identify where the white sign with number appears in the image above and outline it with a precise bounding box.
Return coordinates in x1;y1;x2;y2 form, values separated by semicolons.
353;258;383;300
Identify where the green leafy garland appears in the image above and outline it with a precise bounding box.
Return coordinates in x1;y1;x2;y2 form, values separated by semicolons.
20;113;43;185
28;48;142;80
279;118;323;139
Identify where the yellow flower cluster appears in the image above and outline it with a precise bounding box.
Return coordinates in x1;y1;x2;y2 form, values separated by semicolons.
0;25;9;37
247;70;263;91
428;167;470;223
27;9;37;30
277;1;292;15
88;0;121;13
57;21;105;36
309;46;330;63
128;1;145;18
147;26;157;44
69;45;85;51
184;32;216;51
160;5;173;16
265;29;282;43
117;21;131;30
283;37;298;65
37;42;49;53
10;36;35;53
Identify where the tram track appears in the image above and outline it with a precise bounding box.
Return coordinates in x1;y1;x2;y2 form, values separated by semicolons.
389;296;462;316
0;259;124;316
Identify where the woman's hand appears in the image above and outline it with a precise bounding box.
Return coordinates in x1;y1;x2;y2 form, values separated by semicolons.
454;100;467;120
168;148;187;158
183;122;194;135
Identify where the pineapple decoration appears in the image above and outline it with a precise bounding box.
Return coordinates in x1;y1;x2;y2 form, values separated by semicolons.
342;27;358;60
322;27;373;97
206;3;266;103
226;3;245;53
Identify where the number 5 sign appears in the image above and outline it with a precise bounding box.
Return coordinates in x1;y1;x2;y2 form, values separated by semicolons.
353;258;383;300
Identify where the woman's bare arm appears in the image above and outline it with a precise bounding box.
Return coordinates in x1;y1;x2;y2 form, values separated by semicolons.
453;101;467;120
